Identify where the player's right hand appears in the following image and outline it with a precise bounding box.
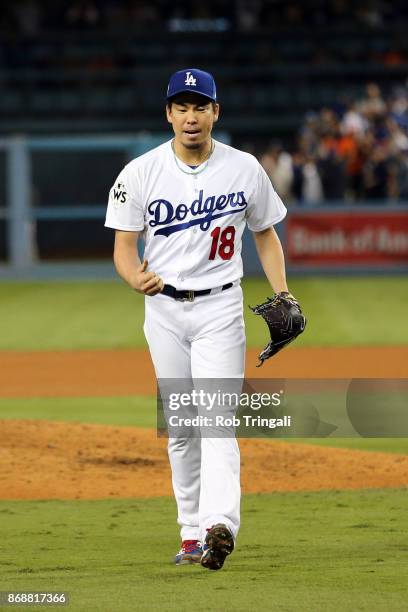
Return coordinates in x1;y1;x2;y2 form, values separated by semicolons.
132;260;164;296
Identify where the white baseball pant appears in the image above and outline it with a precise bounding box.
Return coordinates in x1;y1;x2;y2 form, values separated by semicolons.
144;284;245;544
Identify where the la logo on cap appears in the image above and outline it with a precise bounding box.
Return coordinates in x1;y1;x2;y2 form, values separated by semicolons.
185;71;197;86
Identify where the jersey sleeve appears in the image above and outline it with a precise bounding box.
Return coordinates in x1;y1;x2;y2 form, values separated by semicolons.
246;163;287;232
104;165;145;231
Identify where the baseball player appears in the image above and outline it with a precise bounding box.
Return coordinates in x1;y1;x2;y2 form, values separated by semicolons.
105;68;291;570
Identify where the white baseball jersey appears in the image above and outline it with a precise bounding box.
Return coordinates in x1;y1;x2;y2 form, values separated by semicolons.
105;139;287;290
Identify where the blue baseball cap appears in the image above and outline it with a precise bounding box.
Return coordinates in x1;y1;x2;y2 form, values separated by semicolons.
166;68;217;102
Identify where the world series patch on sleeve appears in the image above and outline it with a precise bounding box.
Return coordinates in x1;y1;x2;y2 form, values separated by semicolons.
250;292;306;366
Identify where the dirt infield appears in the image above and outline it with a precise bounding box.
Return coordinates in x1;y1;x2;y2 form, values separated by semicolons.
1;346;408;398
1;419;407;501
0;346;407;500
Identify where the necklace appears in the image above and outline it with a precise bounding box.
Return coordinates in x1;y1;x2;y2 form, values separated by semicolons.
171;139;215;175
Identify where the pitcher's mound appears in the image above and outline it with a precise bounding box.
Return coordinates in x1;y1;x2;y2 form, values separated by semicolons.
0;419;407;500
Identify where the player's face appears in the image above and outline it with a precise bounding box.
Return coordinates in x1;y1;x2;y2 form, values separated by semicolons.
166;94;220;150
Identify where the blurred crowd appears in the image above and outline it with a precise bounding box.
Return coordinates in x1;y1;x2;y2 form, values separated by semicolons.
260;83;408;203
1;1;407;72
1;0;408;36
1;2;408;206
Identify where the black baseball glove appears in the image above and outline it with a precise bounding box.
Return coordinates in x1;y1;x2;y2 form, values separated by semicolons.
250;292;306;366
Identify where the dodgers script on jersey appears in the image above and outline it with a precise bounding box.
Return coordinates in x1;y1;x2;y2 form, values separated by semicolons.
105;139;287;290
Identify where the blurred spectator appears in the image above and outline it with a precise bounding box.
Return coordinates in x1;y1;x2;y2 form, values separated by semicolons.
10;0;43;37
394;152;408;199
236;0;262;31
288;152;323;205
382;47;405;66
302;157;324;204
357;82;386;121
389;87;408;130
284;2;304;25
355;1;384;27
281;81;408;203
317;142;347;200
386;117;408;153
340;102;368;135
362;145;389;199
64;1;103;30
260;141;294;201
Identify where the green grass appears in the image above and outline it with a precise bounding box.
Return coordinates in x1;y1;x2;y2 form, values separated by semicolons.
0;396;156;428
0;280;145;351
0;276;407;350
0;490;406;611
0;396;407;454
243;276;408;348
290;437;408;454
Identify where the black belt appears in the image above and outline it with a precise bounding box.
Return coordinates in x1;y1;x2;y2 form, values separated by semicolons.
162;282;233;302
